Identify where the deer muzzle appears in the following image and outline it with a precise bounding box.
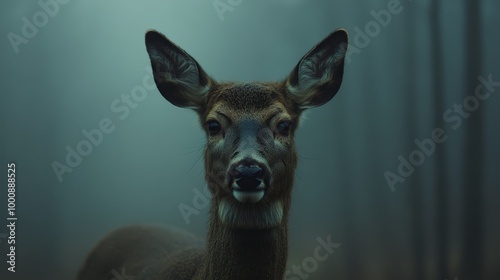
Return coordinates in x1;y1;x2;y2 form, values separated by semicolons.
228;158;271;203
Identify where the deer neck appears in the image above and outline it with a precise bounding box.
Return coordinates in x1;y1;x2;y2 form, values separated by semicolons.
197;198;291;280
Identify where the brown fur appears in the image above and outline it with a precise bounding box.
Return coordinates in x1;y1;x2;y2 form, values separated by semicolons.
77;29;348;280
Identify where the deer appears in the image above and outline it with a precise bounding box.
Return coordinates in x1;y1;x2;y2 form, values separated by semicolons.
76;28;348;280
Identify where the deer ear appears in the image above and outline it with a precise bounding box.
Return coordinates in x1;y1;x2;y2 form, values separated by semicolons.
286;29;348;109
145;30;213;110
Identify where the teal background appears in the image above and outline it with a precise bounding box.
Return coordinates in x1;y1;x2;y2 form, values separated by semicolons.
1;0;499;279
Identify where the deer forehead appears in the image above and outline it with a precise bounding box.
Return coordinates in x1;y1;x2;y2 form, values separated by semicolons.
205;82;295;122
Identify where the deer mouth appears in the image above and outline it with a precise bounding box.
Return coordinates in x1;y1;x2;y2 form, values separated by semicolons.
231;185;269;203
229;177;270;203
227;159;271;203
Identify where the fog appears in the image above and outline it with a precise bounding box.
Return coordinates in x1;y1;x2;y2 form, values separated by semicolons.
1;0;499;279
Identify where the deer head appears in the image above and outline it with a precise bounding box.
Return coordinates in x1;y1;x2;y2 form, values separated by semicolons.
145;29;347;231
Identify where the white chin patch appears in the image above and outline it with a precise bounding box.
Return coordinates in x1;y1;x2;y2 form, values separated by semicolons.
232;190;265;203
218;199;284;229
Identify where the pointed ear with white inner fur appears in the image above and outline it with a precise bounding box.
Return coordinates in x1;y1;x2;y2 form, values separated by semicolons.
145;30;214;110
286;29;348;109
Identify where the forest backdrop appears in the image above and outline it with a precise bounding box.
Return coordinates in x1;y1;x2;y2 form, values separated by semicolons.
1;0;499;279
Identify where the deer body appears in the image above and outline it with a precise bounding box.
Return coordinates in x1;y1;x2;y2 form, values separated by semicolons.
77;29;348;280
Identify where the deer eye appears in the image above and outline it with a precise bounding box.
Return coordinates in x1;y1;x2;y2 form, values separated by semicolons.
276;120;291;136
207;120;221;135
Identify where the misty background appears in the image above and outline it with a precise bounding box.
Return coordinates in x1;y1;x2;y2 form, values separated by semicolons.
1;0;499;279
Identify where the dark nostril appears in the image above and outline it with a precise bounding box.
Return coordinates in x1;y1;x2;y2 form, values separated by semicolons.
230;159;268;191
231;151;240;159
234;165;263;179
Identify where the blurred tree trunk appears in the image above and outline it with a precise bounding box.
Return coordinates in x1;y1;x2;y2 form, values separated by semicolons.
461;0;483;278
405;3;424;280
430;1;449;279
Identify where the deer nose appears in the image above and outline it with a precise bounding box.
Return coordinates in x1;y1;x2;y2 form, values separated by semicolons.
234;165;262;190
229;159;269;192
